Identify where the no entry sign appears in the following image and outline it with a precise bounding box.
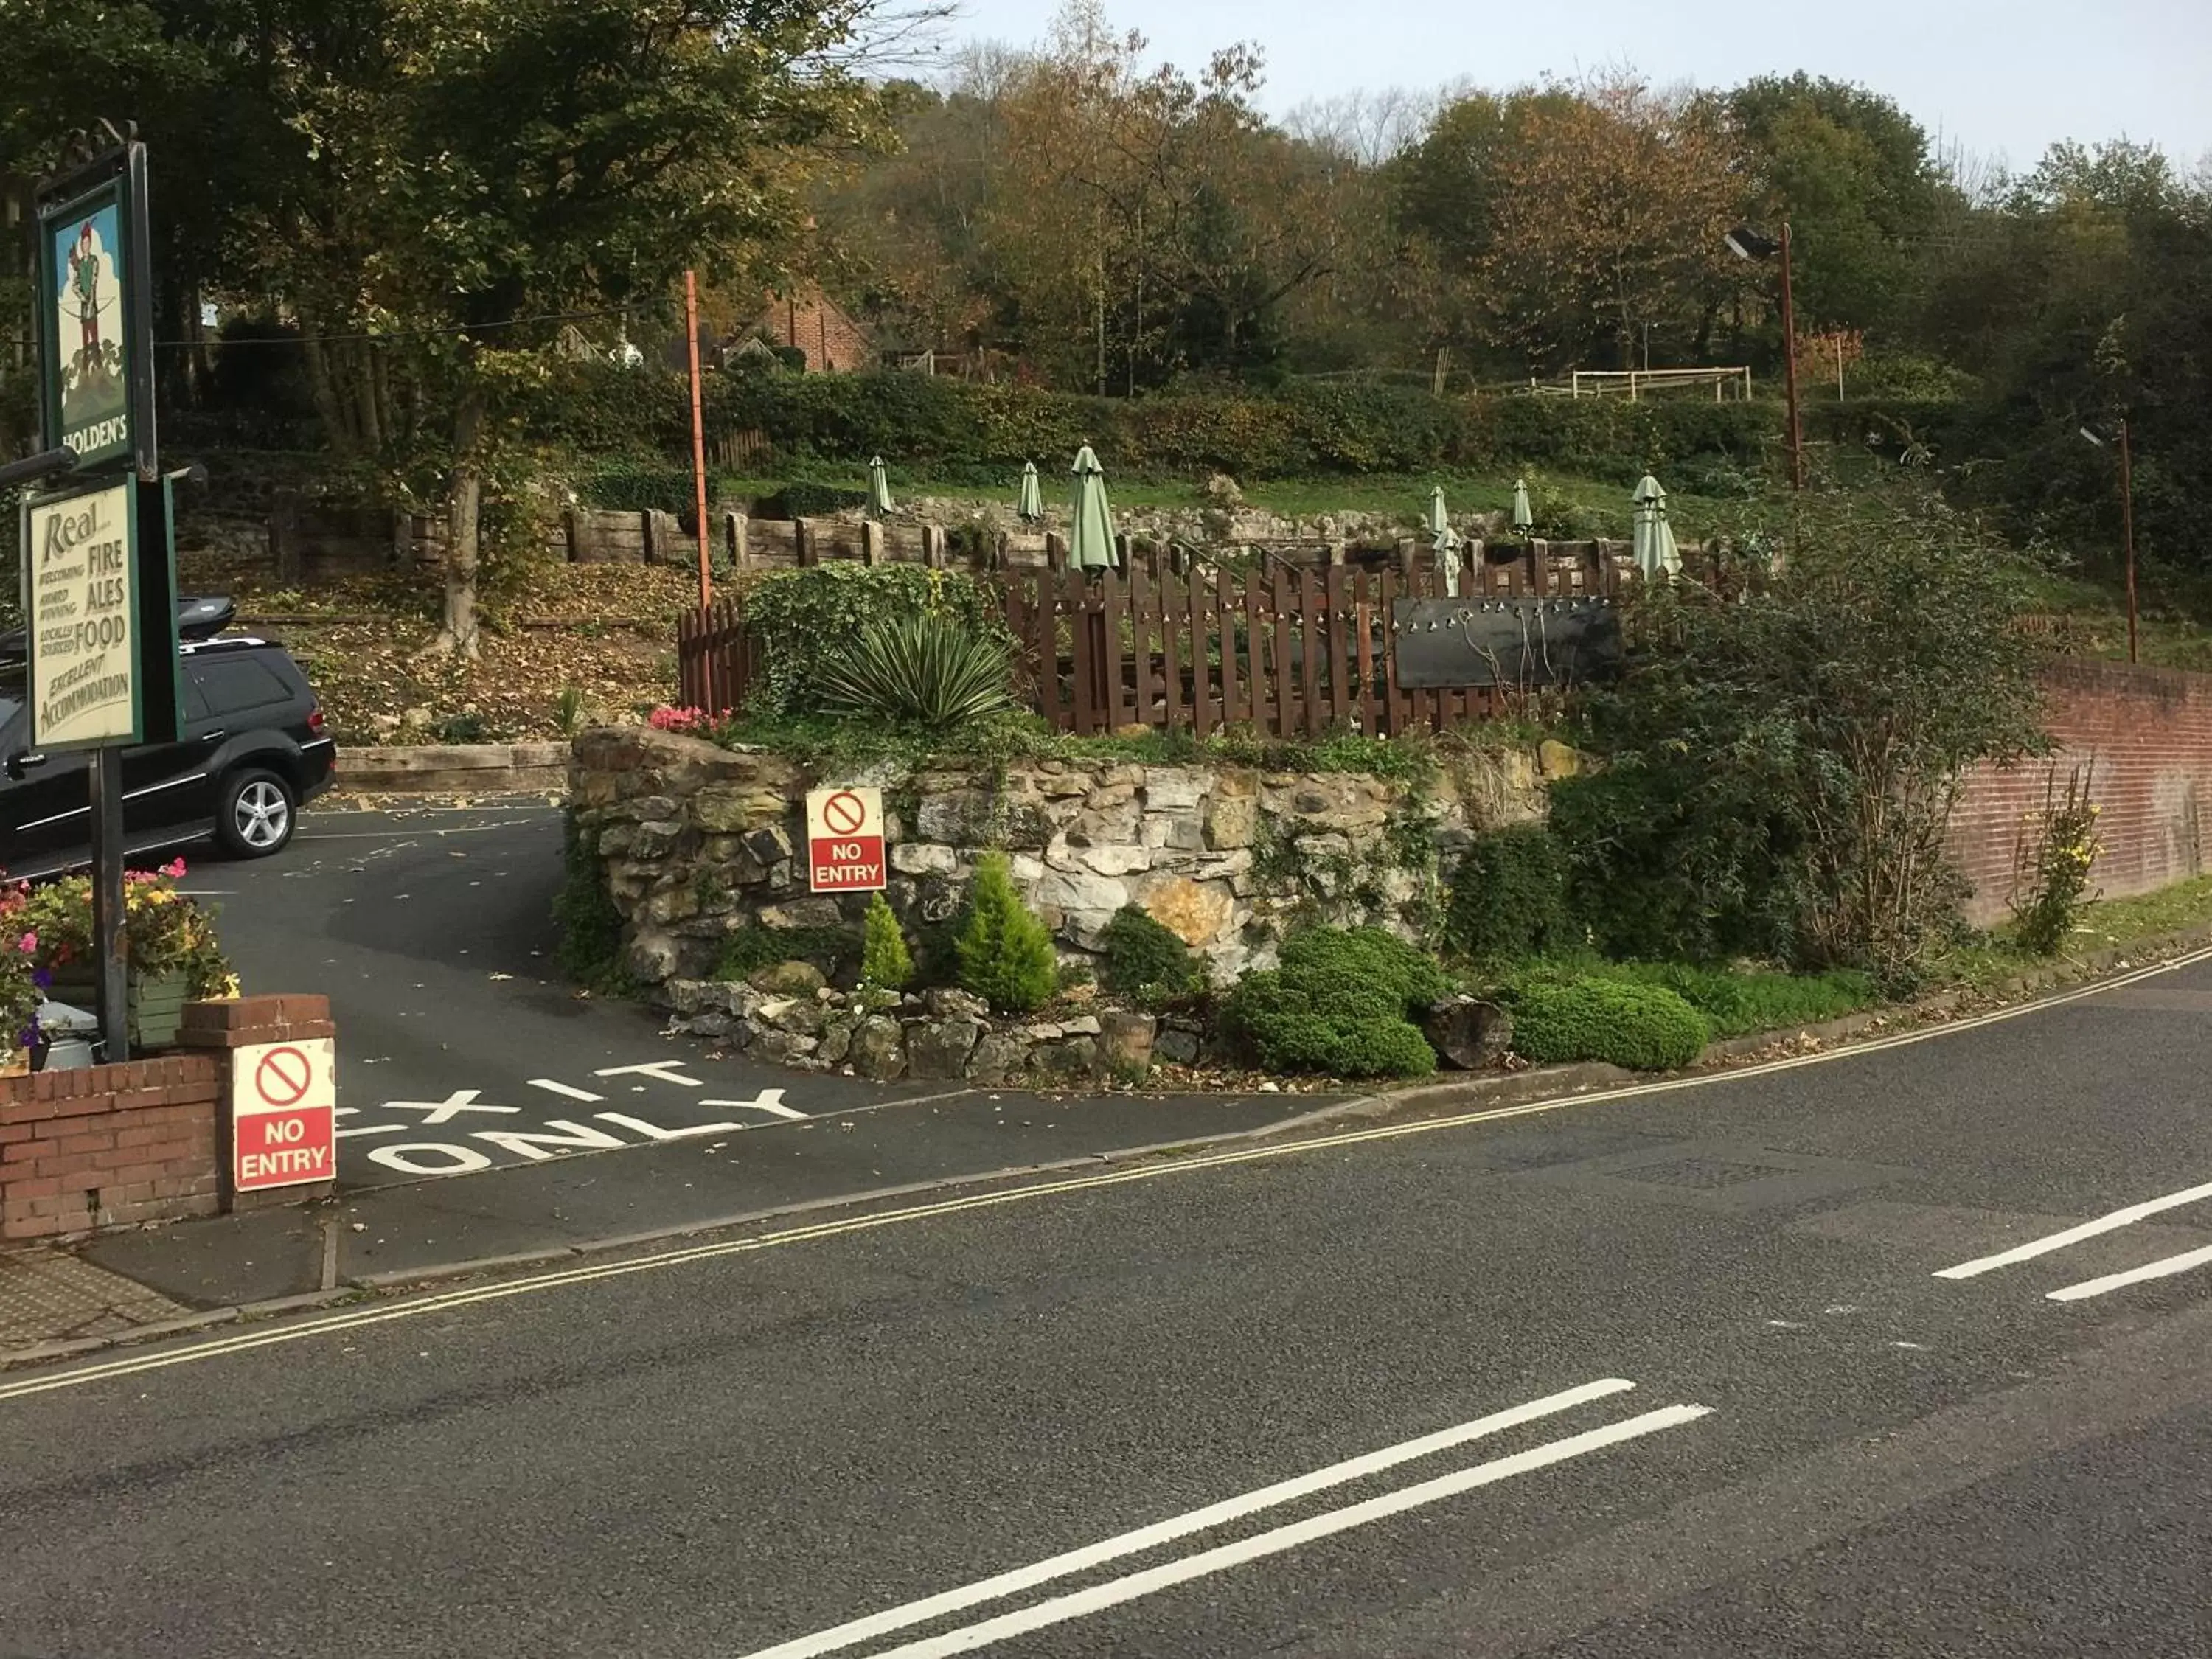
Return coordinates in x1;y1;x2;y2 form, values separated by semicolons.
805;785;886;893
231;1036;336;1192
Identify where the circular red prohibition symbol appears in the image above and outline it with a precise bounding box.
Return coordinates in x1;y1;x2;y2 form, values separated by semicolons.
823;790;868;835
254;1045;314;1107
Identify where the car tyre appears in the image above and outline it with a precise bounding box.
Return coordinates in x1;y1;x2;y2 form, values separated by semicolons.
215;766;297;858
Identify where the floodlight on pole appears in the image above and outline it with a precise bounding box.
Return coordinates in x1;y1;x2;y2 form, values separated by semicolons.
2081;419;2138;662
1725;223;1803;490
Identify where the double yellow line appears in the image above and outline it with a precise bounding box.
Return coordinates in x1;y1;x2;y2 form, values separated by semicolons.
5;944;2205;1405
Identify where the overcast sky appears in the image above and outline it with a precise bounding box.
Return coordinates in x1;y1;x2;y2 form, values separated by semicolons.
938;0;2212;175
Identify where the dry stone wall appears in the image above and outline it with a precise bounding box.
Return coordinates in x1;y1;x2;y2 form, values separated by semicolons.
571;727;1565;994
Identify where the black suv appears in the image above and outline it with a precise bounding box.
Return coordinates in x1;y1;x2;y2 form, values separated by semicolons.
0;607;336;878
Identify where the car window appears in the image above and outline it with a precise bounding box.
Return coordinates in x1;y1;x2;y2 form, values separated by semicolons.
0;667;24;737
190;655;295;717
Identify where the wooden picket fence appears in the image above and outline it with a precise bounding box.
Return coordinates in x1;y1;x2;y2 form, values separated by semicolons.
675;597;755;715
673;543;1635;737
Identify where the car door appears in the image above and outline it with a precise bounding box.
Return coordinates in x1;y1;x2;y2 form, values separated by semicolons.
122;669;216;846
0;691;94;879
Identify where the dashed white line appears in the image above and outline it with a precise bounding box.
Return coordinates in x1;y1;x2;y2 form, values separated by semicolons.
2046;1242;2212;1301
1934;1178;2212;1279
824;1405;1715;1659
735;1378;1640;1659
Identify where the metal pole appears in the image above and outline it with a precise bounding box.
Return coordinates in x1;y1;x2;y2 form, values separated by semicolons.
685;270;712;611
89;750;128;1062
2120;417;2138;664
1779;223;1805;491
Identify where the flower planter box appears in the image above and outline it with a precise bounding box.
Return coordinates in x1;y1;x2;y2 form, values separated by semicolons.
48;968;192;1052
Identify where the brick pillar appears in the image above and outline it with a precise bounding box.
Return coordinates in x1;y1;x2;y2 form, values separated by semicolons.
179;995;339;1213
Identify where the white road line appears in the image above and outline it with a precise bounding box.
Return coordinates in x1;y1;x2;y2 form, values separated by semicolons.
1933;1178;2212;1279
529;1079;606;1103
735;1378;1638;1659
835;1405;1714;1659
2046;1242;2212;1301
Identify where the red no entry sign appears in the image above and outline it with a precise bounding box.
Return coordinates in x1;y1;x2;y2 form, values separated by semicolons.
805;785;887;894
232;1036;338;1192
254;1045;313;1107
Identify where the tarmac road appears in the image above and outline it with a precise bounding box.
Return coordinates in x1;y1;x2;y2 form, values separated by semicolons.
4;938;2211;1655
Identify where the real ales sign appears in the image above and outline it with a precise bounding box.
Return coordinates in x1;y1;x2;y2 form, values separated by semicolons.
23;478;140;749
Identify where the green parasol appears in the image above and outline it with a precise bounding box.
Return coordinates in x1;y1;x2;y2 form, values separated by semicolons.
1068;446;1119;570
1630;473;1682;577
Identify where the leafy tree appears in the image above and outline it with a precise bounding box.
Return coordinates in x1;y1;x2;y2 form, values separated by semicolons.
1553;486;2048;981
1727;74;1941;335
1;0;904;654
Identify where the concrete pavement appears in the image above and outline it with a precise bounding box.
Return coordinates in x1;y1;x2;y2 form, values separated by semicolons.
3;943;2210;1655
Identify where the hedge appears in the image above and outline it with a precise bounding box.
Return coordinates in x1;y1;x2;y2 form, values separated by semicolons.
517;362;1775;484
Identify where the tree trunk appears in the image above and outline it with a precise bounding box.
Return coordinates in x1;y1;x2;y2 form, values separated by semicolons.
425;388;486;660
299;330;355;455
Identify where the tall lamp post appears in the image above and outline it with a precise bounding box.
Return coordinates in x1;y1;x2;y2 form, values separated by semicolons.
2081;420;2138;663
1726;223;1805;492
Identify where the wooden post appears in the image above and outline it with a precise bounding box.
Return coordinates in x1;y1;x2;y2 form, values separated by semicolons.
685;268;712;608
861;519;885;566
795;517;815;567
727;511;748;580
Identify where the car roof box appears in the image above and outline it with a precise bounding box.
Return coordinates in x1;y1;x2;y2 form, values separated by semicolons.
176;595;237;639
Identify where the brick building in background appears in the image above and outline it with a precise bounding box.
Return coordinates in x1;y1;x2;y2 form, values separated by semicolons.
741;285;874;373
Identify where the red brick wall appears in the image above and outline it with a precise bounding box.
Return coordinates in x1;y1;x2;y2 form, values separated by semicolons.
1;1054;223;1239
755;288;873;372
0;993;337;1240
1953;659;2212;924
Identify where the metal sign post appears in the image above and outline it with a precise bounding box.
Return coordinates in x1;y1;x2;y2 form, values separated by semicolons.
25;130;175;1062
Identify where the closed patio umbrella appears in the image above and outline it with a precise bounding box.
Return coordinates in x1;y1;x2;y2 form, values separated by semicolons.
1512;477;1535;535
1016;460;1043;523
1068;445;1119;570
1427;484;1462;596
866;456;894;517
1630;473;1682;577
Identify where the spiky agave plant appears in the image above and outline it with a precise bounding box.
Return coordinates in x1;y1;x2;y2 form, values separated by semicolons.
815;612;1013;726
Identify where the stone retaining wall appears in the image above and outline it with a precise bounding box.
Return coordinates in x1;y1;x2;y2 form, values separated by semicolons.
571;727;1565;990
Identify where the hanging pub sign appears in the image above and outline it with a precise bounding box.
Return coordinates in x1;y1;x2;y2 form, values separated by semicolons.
33;142;156;479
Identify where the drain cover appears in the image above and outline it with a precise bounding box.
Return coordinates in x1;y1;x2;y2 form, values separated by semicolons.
1625;1157;1792;1191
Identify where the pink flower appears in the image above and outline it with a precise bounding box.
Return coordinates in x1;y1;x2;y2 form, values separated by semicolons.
162;858;187;879
16;932;33;953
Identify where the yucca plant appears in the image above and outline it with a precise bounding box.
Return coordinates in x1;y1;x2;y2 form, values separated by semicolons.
815;612;1013;726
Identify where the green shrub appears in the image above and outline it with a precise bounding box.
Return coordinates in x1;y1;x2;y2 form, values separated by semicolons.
552;813;630;992
1099;906;1206;1006
1219;973;1436;1078
717;923;859;983
742;565;1009;717
515;365;1771;484
1444;826;1571;963
815;612;1014;727
955;853;1059;1012
1606;962;1878;1039
1219;925;1446;1078
1503;978;1711;1071
860;892;914;991
1552;487;2046;978
1276;925;1450;1008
